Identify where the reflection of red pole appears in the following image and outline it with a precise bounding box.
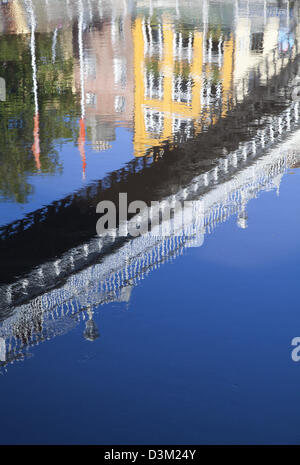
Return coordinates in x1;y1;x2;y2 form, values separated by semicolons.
32;113;41;171
78;117;86;179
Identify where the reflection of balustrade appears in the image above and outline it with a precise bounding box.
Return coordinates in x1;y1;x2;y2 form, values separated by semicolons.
2;0;300;370
0;142;298;369
1;91;300;370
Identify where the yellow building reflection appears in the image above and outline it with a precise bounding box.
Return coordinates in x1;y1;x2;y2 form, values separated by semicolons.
133;16;234;157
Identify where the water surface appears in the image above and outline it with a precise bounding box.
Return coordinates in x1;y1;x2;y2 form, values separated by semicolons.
0;0;300;445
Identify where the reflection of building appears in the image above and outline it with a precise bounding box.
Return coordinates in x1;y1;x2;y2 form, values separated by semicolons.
75;17;134;152
234;0;299;100
132;14;234;157
1;0;299;163
132;0;300;157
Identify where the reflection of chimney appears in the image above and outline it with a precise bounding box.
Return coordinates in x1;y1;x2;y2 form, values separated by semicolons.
272;172;284;196
0;337;6;362
189;233;204;248
237;208;248;229
118;285;133;303
83;306;99;342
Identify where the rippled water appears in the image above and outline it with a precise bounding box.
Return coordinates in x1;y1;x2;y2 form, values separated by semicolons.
1;0;300;445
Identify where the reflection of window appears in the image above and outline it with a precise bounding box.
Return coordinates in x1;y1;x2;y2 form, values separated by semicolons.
201;76;222;107
118;18;124;40
174;32;193;62
113;57;127;88
278;31;294;54
205;36;223;65
172;75;193;104
86;92;97;106
111;17;125;43
8;118;22;129
172;117;194;142
114;96;126;113
144;108;164;139
144;71;164;100
238;36;249;52
84;53;97;79
142;19;163;57
251;32;264;52
206;37;223;54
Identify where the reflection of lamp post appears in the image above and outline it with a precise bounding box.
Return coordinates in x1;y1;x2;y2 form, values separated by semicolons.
32;114;41;171
78;117;86;179
83;306;100;342
25;0;41;171
78;0;86;180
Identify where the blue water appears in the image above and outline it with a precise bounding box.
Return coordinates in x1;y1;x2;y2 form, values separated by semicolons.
0;168;299;444
1;0;300;445
0;127;133;227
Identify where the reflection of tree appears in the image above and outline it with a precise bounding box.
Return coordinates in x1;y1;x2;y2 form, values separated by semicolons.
145;58;160;76
0;33;79;203
207;25;222;43
174;60;191;79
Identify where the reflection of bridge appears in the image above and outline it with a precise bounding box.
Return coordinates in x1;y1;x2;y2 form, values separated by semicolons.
0;36;299;282
1;0;300;368
1;111;300;368
133;0;298;155
1;59;300;366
